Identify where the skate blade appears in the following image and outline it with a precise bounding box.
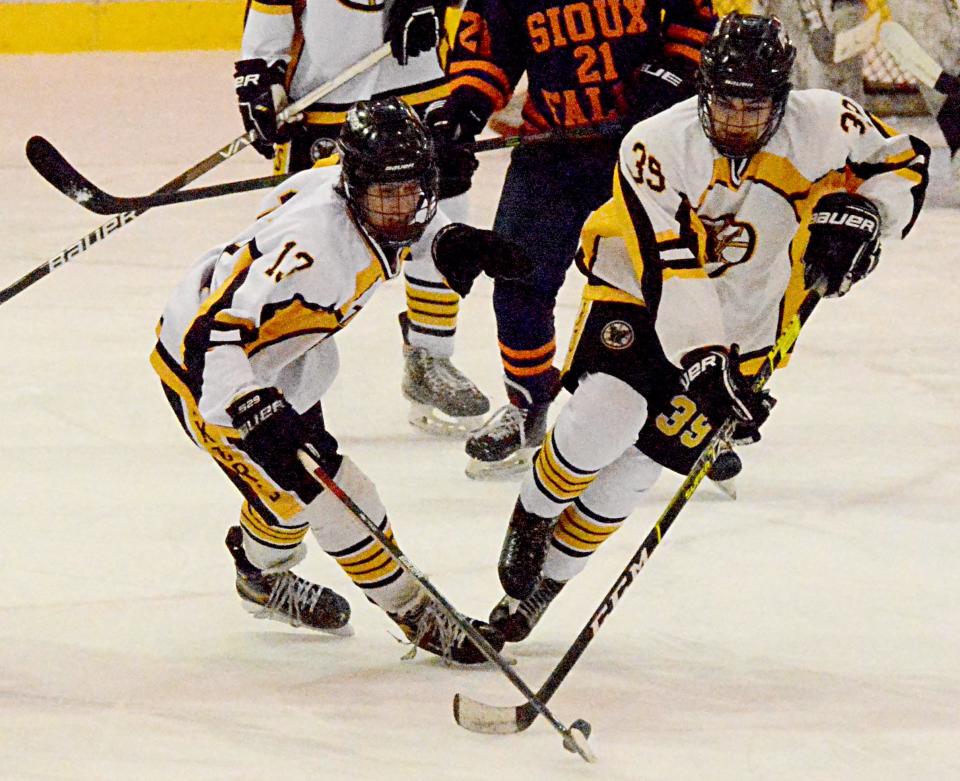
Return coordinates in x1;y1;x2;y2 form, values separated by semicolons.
464;448;537;481
408;402;485;439
241;602;355;636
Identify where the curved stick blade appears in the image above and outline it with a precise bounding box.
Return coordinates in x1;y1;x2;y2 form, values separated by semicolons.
26;136;115;214
453;693;537;734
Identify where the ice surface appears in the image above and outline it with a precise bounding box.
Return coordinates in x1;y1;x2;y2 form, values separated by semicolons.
2;53;958;780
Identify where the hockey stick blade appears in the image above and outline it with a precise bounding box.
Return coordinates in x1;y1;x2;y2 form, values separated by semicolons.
26;135;113;211
27;136;290;215
880;22;960;95
453;694;537;734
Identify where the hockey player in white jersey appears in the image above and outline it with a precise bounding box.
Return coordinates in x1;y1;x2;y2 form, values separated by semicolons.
483;13;930;642
233;0;489;435
150;98;505;663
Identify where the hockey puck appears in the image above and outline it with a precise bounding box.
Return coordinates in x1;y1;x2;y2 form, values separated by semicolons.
561;719;596;762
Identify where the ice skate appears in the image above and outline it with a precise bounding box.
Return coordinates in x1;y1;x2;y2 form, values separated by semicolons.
497;500;557;599
226;526;353;635
489;577;565;643
399;312;490;437
464;401;549;480
389;592;505;665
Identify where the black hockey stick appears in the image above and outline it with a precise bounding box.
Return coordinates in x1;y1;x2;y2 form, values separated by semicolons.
880;21;960;96
296;451;596;762
26;122;625;218
454;281;827;735
25;137;295;215
1;44;391;306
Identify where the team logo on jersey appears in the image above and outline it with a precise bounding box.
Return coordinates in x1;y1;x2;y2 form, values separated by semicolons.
336;0;383;11
702;214;757;277
309;138;340;162
600;320;634;350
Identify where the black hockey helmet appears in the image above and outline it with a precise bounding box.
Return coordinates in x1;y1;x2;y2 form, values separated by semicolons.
697;13;797;158
338;96;438;247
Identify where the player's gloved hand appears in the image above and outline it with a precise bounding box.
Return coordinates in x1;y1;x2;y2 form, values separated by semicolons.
623;58;695;125
383;0;443;65
432;223;533;296
227;387;339;503
803;191;882;297
680;344;774;429
234;58;295;159
424;101;483;199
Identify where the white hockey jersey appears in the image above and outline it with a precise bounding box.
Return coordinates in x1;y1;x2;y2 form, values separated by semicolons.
151;166;448;428
577;88;929;375
241;0;450;120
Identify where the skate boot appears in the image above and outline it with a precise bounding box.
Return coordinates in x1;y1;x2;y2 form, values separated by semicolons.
489;577;565;643
389;591;505;665
400;313;490;437
226;526;352;635
497;500;557;599
708;440;741;499
464;401;549;480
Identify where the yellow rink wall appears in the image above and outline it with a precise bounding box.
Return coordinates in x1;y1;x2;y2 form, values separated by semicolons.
0;0;246;53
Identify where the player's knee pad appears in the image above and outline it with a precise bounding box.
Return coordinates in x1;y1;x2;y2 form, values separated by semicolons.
578;446;662;520
301;456;386;546
553;373;650;471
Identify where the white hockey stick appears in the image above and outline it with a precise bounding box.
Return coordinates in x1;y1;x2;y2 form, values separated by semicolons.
832;11;881;63
796;0;881;64
3;43;391;306
879;21;960;95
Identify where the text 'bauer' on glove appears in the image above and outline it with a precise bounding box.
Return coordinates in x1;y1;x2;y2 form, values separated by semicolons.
234;58;300;159
803;191;882;297
227;387;341;503
678;344;775;430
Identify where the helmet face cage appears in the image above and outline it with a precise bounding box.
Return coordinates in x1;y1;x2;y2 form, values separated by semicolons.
697;13;796;158
338;97;439;248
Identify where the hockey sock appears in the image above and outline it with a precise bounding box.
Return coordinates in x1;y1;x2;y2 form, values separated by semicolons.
237;501;310;571
542;446;661;582
302;456;413;611
519;372;649;519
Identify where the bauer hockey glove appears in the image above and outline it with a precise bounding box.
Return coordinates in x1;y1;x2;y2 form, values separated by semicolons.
432;223;533;297
227;387;340;503
234;58;295;159
424;101;483;199
624;58;695;125
803;191;882;297
383;0;443;65
679;345;774;430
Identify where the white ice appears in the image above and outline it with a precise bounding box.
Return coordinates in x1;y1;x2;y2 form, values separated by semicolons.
2;53;959;781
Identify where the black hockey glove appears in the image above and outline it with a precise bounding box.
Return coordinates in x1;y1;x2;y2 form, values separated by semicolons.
383;0;444;65
424;101;483;199
803;191;882;297
679;345;774;430
227;387;339;503
624;58;695;125
432;223;533;297
234;58;293;159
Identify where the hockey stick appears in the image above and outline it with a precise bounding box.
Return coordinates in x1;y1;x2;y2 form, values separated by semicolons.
879;21;960;96
1;44;391;306
27;123;624;215
296;449;597;763
796;0;880;64
454;281;827;735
